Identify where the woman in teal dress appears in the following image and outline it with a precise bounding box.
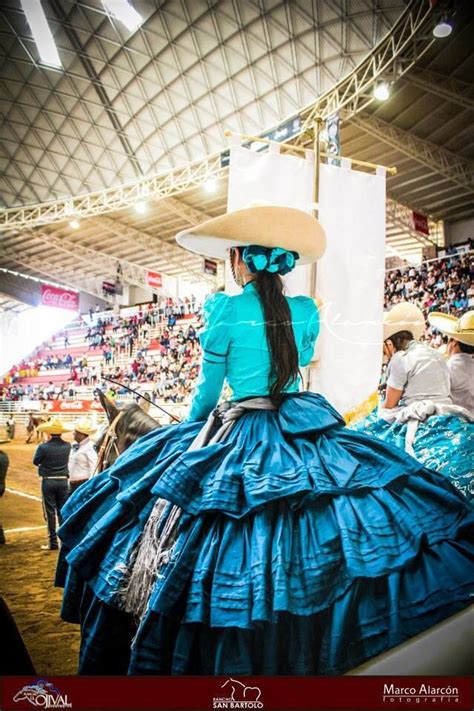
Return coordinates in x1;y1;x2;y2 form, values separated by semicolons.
57;205;474;676
352;302;473;500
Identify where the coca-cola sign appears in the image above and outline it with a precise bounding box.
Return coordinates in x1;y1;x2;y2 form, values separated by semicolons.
145;271;162;289
44;400;104;412
41;285;80;311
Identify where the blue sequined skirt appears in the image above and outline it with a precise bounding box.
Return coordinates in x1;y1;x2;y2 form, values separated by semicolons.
57;393;474;675
351;411;473;500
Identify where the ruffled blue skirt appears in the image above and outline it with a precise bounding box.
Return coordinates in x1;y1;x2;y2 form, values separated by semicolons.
56;393;474;675
351;411;473;500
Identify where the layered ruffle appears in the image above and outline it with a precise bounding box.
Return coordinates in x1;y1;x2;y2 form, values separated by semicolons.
57;392;474;675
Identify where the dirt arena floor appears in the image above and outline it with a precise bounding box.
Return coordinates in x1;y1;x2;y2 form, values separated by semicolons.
0;432;80;675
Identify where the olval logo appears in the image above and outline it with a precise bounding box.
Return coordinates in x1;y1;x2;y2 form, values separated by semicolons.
213;677;264;709
13;679;72;709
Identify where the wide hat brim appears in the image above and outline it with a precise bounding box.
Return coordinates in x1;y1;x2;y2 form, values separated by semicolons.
37;419;71;435
73;421;98;436
428;311;474;346
383;303;425;342
176;206;326;265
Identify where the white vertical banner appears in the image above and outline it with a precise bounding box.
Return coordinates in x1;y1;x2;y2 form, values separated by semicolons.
314;164;386;417
226;145;314;295
226;144;386;420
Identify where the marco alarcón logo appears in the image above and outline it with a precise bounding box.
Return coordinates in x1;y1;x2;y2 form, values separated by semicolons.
12;679;72;709
213;677;264;709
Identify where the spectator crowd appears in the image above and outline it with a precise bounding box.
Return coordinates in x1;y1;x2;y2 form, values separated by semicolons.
1;295;203;406
384;249;473;349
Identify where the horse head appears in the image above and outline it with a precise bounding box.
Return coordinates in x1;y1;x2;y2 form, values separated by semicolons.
95;389;159;471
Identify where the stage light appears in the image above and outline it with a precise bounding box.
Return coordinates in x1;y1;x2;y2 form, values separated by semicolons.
373;82;390;101
69;219;80;229
433;20;452;38
102;0;143;32
204;179;217;193
135;201;147;214
21;0;62;68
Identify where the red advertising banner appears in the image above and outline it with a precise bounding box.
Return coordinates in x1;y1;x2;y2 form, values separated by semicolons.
204;258;218;276
1;676;471;711
411;211;430;235
41;285;79;311
43;400;104;413
145;270;162;289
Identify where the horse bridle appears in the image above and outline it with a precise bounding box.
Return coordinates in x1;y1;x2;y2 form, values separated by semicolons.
95;411;124;473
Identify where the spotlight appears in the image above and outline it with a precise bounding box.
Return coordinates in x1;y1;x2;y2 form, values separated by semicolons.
204;179;217;193
433;20;452;38
135;201;147;214
69;219;80;229
373;81;391;101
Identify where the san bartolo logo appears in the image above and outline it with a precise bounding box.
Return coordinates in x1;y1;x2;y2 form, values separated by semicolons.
13;679;72;709
213;677;264;709
383;683;460;704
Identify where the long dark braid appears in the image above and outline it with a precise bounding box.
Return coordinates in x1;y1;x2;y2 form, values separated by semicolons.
233;248;299;405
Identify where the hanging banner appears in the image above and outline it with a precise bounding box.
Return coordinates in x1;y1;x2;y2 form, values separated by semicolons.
226;144;386;421
411;211;430;235
203;258;217;276
145;271;162;289
41;285;79;311
313;164;386;420
325;113;340;165
102;280;117;295
221;116;302;167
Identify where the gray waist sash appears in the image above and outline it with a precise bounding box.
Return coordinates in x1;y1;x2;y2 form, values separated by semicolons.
120;397;276;618
189;396;277;451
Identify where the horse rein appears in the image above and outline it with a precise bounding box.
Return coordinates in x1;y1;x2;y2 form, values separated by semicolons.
102;377;181;423
95;411;124;474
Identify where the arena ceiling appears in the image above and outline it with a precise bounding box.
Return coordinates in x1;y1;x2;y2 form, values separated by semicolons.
0;0;473;305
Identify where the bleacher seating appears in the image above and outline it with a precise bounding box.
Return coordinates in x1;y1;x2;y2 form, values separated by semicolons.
1;299;203;416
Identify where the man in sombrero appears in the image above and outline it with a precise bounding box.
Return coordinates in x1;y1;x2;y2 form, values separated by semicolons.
33;419;71;551
68;419;98;492
428;310;474;414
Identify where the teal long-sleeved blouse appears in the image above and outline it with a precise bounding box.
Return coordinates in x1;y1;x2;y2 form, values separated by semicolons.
187;281;320;422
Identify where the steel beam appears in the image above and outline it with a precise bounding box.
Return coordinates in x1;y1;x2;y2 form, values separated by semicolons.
386;197;443;248
161;197;212;225
404;69;474;111
0;251;111;302
351;114;474;194
299;0;437;131
90;216;217;286
0;154;227;231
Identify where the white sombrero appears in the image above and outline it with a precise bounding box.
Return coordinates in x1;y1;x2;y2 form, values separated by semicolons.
383;302;425;342
427;310;474;346
176;205;326;264
72;418;98;436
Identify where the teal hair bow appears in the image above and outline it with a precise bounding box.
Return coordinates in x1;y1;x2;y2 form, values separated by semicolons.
242;246;299;276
